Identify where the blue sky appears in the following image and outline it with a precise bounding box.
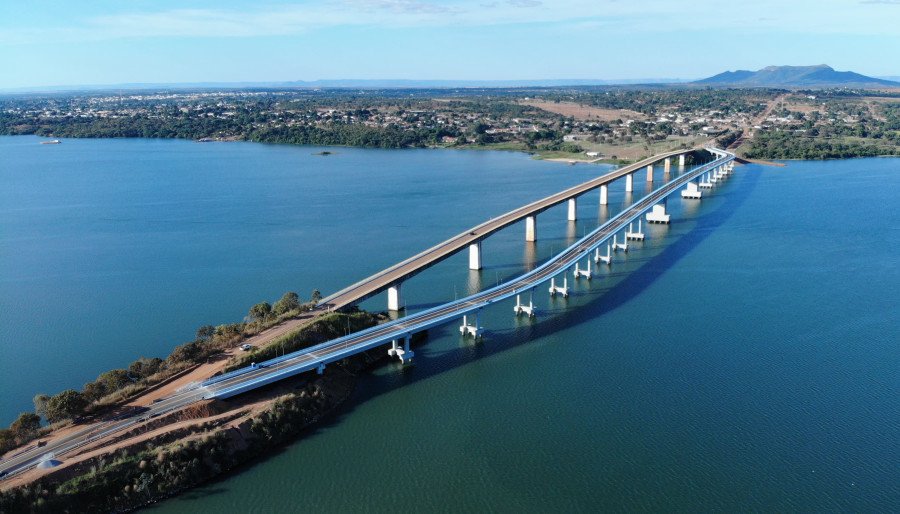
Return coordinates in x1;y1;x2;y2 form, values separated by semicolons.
1;0;898;89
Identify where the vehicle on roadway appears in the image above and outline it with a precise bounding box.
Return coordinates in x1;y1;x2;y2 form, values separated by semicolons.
241;344;252;351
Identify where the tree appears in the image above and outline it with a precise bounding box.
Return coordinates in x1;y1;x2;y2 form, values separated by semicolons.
196;325;215;340
310;289;322;304
10;412;41;441
249;302;272;322
45;390;87;423
0;429;14;453
33;394;50;420
273;292;300;315
128;357;163;379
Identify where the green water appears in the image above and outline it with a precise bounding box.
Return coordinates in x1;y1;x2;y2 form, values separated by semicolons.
2;137;897;511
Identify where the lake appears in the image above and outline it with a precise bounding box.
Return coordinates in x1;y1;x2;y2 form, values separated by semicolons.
1;136;897;511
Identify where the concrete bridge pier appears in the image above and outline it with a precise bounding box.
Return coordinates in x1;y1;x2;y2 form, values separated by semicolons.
316;363;326;375
613;233;629;253
699;172;713;189
574;259;592;280
549;276;569;297
646;203;671;224
664;157;672;176
679;154;686;166
514;290;536;317
388;335;414;362
387;284;403;311
567;198;577;221
595;243;612;266
625;173;634;193
599;184;608;205
646;164;654;182
626;219;645;240
525;215;537;242
469;241;482;270
681;181;702;199
460;312;482;338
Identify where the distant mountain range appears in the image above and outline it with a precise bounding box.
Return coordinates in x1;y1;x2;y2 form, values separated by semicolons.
3;66;898;94
694;65;900;88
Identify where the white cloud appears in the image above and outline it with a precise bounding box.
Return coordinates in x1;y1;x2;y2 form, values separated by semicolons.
0;0;897;45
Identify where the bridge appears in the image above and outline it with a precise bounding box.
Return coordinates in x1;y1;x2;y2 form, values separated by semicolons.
322;148;696;311
0;147;737;479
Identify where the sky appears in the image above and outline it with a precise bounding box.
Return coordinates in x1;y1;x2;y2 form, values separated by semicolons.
1;0;898;89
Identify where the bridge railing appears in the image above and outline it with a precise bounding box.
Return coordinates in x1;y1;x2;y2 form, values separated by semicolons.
204;149;733;390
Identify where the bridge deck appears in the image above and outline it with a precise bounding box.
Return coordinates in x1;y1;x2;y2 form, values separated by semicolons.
207;149;733;399
320;148;696;310
0;148;733;480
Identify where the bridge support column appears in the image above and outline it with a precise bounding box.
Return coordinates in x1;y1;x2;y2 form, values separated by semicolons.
574;259;592;280
613;233;628;252
626;219;645;240
316;363;326;375
646;164;654;182
681;181;702;199
595;243;612;265
678;154;686;166
389;335;414;362
460;311;482;338
468;241;482;270
514;290;536;317
567;198;577;221
387;283;403;311
599;184;608;205
646;203;671;224
664;157;671;175
625;173;634;193
525;215;537;242
549;276;569;297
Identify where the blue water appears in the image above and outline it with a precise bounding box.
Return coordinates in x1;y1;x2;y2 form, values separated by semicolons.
1;136;897;511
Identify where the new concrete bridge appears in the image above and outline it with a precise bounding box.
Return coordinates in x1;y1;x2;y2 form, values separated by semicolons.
322;148;698;312
0;147;737;480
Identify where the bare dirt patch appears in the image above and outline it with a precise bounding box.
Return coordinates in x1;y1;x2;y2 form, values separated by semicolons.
522;100;648;122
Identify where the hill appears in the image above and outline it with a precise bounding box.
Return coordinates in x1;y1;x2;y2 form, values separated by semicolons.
694;65;900;88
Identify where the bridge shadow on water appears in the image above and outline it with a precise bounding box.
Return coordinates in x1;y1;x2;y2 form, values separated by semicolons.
192;169;761;492
337;171;760;408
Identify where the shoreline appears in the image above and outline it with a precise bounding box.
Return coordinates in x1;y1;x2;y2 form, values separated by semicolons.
0;315;422;513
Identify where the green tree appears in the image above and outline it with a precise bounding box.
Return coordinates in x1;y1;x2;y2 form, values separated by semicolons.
310;289;322;304
249;302;273;322
33;394;50;421
196;325;215;340
45;390;87;423
273;292;300;315
0;429;14;453
10;412;41;441
128;357;163;379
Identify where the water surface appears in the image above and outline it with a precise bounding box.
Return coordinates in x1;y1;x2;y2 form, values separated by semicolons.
1;137;897;511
